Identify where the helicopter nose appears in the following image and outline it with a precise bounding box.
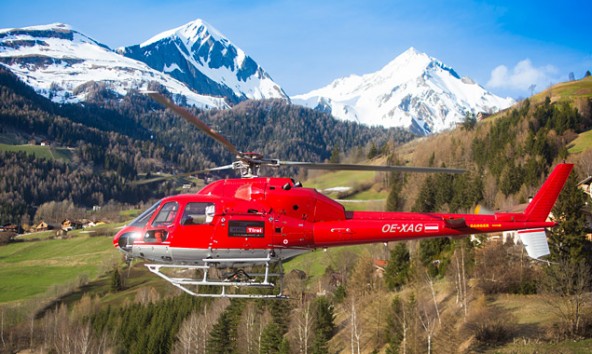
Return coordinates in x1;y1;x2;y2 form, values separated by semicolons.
114;231;140;252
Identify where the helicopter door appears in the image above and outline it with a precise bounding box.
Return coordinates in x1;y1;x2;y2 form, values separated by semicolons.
172;202;217;261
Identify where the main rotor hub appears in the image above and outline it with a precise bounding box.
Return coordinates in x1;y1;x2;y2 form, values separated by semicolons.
233;160;260;178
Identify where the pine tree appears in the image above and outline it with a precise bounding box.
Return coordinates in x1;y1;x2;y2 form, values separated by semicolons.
311;296;335;354
278;338;291;354
260;322;283;354
412;176;436;212
419;238;453;277
268;300;291;335
367;142;379;159
208;312;235;354
207;300;242;354
385;243;411;290
386;156;405;211
329;144;341;163
110;267;123;292
548;174;591;262
462;111;477;131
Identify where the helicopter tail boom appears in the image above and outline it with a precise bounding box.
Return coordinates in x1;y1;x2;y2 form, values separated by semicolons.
312;163;573;254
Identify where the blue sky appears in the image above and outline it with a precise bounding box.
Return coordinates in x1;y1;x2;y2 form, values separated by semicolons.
1;0;590;98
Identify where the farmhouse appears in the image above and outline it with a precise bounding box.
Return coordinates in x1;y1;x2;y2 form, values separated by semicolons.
33;220;50;232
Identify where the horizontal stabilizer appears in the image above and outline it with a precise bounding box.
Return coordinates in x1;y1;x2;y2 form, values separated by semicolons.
518;229;550;259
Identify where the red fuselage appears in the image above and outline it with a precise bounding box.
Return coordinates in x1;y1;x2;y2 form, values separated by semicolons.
114;163;573;265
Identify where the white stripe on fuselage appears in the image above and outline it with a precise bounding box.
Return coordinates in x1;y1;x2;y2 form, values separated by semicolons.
131;245;310;265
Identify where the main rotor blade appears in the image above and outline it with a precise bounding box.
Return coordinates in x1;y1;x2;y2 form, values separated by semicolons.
278;162;465;174
146;91;241;157
132;164;235;185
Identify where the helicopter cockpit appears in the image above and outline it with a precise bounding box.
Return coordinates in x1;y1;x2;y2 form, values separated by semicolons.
115;198;217;252
115;200;162;251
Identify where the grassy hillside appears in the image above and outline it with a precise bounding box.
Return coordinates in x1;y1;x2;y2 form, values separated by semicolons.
0;234;117;303
304;166;389;211
568;129;592;153
532;76;592;103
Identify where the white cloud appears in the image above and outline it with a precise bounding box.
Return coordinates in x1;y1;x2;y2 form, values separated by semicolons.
486;59;559;93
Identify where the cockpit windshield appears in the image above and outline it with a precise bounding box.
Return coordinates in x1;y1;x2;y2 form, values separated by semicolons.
181;202;216;225
152;202;179;227
129;200;161;227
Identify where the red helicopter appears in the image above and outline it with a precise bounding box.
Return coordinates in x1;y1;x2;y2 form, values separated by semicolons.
113;92;573;298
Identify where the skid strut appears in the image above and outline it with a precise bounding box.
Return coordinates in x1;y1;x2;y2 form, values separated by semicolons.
145;251;287;299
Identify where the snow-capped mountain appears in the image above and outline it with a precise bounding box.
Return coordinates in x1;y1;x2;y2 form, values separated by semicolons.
120;19;288;103
292;47;514;135
0;23;228;109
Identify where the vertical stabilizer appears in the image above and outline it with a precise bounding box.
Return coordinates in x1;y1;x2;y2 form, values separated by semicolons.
523;163;573;222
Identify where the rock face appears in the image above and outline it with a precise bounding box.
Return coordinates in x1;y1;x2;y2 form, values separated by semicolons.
119;18;288;104
292;47;514;135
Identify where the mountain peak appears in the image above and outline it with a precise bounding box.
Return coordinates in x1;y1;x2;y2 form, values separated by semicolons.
379;47;433;79
400;46;424;58
140;18;224;48
125;19;287;102
292;48;514;135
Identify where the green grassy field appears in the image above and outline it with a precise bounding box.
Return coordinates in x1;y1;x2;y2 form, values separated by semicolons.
549;76;592;100
0;143;74;161
305;169;378;191
0;235;118;303
568;129;592;154
51;262;171;308
531;76;592;103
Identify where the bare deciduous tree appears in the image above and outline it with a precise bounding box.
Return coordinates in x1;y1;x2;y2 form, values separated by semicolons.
350;299;362;354
293;299;313;354
448;241;470;317
174;298;229;354
541;258;592;339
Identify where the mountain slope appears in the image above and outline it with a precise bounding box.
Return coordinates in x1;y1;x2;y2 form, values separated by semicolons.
0;23;227;109
292;47;514;135
120;19;288;103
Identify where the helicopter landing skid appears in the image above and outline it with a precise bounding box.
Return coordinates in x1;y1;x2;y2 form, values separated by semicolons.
145;253;287;299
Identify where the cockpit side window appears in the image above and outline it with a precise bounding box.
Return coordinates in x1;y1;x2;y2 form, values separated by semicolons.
129;200;161;227
152;202;179;227
182;202;216;225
